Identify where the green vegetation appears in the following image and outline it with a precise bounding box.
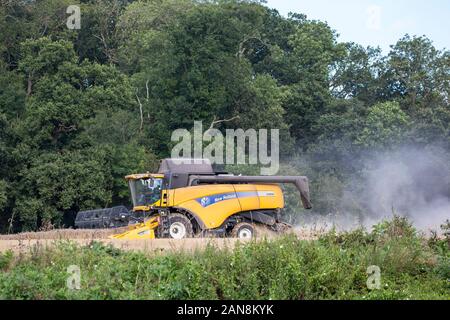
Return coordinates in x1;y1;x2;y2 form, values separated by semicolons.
0;218;448;300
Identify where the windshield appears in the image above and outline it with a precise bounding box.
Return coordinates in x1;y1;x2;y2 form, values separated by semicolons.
129;178;163;207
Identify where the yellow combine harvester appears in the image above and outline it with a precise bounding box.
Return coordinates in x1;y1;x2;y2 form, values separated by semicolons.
75;159;312;239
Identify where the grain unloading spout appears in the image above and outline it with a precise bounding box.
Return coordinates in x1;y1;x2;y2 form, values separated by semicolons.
189;175;312;209
291;176;312;210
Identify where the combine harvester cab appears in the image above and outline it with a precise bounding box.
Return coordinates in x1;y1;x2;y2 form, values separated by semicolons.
76;158;312;240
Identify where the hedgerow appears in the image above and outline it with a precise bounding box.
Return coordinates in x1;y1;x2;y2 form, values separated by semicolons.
0;218;448;300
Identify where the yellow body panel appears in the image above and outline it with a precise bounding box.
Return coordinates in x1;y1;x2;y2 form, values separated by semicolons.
169;184;284;229
256;185;284;209
235;184;260;211
111;216;158;239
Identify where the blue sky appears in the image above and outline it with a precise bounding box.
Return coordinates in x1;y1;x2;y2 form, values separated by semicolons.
265;0;450;54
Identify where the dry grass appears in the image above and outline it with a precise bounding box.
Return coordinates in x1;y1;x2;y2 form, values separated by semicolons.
0;225;319;241
0;225;320;254
293;223;329;240
0;228;128;240
0;238;248;254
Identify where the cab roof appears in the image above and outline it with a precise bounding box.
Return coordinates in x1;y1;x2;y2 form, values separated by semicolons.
158;158;214;174
125;173;164;180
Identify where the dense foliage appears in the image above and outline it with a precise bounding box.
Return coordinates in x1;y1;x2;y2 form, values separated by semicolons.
0;218;448;299
0;0;449;232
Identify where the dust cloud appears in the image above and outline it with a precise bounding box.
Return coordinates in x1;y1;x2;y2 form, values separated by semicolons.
291;146;450;233
362;147;450;230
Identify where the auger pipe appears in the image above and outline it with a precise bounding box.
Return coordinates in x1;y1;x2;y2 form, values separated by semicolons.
188;175;312;209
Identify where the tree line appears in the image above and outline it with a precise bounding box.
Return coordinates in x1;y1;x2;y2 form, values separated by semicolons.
0;0;449;232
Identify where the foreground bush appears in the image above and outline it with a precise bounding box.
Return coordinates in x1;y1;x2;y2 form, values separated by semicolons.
0;218;448;300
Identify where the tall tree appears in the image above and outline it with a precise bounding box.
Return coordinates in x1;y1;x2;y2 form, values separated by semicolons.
330;43;384;105
386;35;450;111
283;20;346;146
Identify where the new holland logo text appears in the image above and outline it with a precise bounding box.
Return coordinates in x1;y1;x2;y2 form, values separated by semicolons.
197;193;238;208
196;191;275;208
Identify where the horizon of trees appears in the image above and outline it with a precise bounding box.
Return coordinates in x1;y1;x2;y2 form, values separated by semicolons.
0;0;449;232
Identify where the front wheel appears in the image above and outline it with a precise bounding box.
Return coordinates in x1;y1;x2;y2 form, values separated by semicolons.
231;222;256;239
167;213;193;239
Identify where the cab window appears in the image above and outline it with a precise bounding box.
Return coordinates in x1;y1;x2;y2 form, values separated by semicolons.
129;178;163;207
